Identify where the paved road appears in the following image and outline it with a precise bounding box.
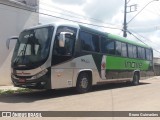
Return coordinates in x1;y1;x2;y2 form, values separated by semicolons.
0;76;160;120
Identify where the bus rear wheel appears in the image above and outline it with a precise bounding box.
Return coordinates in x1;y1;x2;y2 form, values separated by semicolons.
132;73;139;86
76;72;91;93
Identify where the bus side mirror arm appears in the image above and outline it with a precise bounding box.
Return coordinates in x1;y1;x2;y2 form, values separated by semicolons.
59;32;73;47
6;36;19;49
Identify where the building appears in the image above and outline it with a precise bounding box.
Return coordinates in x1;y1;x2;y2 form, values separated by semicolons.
154;57;160;76
0;0;39;85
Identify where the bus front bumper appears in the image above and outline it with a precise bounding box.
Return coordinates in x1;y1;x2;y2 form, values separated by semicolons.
11;74;51;89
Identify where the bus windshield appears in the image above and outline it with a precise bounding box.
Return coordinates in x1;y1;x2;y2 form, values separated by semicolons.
12;26;54;69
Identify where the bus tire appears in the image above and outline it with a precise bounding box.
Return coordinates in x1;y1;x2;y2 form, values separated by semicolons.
132;73;139;86
76;72;92;93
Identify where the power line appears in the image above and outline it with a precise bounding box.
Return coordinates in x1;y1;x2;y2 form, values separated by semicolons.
0;2;121;30
148;8;160;16
40;2;87;18
126;3;160;30
129;25;160;30
130;32;160;56
128;31;160;56
3;1;160;56
40;1;121;27
127;31;149;46
147;2;160;15
127;0;159;24
130;30;160;55
40;7;86;20
146;7;160;17
127;0;132;4
130;30;156;43
129;30;160;55
40;6;118;27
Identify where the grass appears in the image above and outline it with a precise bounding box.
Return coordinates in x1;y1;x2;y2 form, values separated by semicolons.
0;88;32;95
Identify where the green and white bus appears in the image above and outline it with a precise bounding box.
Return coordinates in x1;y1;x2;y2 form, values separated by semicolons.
7;22;154;93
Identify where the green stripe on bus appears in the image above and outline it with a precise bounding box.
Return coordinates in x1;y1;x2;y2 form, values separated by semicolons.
106;56;150;71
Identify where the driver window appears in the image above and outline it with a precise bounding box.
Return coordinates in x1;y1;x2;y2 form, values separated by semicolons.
53;26;77;56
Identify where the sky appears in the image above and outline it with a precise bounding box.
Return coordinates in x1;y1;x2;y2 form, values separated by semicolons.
39;0;160;57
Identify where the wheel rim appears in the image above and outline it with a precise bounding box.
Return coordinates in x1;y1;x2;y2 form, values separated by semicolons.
80;77;88;89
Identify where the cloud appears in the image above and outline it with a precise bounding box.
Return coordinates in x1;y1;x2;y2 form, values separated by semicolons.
128;18;160;34
52;0;86;5
40;0;160;57
83;0;123;21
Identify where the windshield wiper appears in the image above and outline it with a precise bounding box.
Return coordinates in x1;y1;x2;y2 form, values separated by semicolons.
13;44;27;65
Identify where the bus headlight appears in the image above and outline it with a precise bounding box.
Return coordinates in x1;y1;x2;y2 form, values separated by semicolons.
31;69;48;79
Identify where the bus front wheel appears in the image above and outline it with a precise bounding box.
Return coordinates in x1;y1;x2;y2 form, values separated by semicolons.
76;72;92;93
132;73;139;85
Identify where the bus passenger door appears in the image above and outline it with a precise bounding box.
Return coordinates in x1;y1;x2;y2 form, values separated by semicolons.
51;57;74;89
51;26;77;89
51;35;75;89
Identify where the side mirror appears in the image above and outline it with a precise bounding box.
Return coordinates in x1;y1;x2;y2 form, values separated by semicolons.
6;36;18;49
59;32;73;47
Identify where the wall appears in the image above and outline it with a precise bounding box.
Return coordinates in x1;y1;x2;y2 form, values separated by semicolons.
154;64;160;76
0;0;39;85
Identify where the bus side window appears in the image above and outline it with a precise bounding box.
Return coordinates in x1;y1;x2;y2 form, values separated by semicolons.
141;48;145;59
92;34;99;52
101;37;107;54
128;44;133;58
80;31;94;51
116;41;122;56
80;31;99;52
133;45;137;58
106;39;115;55
121;42;127;57
138;47;142;59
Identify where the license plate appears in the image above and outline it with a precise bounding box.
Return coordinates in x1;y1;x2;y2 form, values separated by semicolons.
19;79;26;83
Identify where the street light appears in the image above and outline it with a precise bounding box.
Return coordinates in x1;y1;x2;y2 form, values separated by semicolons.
123;0;159;37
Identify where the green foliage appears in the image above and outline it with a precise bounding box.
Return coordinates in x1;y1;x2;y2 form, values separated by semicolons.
0;88;32;95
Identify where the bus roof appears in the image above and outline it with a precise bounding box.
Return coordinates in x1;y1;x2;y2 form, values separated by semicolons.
24;22;151;49
79;24;151;49
108;33;151;49
25;22;80;31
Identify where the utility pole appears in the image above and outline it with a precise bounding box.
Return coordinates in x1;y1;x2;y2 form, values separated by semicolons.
123;0;158;38
123;0;137;37
123;0;127;37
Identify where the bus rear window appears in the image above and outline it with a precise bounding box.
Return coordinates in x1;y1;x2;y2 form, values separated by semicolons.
146;49;152;61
